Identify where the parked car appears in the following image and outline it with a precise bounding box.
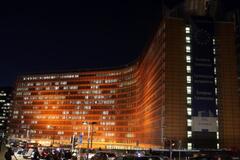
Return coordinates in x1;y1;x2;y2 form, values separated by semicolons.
14;150;26;160
115;155;165;160
91;152;116;160
23;148;34;159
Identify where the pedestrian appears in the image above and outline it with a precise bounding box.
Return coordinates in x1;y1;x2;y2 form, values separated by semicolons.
32;147;40;160
0;139;2;152
4;147;14;160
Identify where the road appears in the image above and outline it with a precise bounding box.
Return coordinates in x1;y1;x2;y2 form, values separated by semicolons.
0;144;7;160
0;145;23;160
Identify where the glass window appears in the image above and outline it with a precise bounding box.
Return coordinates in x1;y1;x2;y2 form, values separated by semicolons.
186;65;191;73
187;86;191;94
187;108;192;116
216;132;219;139
187;97;192;104
186;36;191;43
187;76;191;83
186;55;191;63
186;46;191;53
187;119;192;126
187;143;192;150
187;131;192;137
185;27;190;34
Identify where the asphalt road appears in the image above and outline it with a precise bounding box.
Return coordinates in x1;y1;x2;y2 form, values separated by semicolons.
0;144;7;160
0;145;20;160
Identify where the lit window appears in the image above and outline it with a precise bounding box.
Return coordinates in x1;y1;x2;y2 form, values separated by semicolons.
187;97;192;104
186;65;191;73
187;76;191;83
91;85;99;89
216;132;219;139
216;98;218;105
187;131;192;137
186;36;191;43
186;55;191;63
187;143;192;150
213;38;215;45
213;48;216;54
105;132;115;137
214;58;216;64
187;86;191;94
126;133;135;138
103;111;109;115
185;27;190;34
187;108;192;116
186;46;191;53
58;131;64;135
215;88;217;95
215;78;217;85
217;143;219;149
216;109;218;116
187;119;192;126
214;67;216;75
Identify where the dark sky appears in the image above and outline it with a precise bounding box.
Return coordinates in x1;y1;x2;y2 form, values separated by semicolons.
0;1;163;87
0;1;239;87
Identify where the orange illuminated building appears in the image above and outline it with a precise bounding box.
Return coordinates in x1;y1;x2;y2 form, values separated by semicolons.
9;1;240;150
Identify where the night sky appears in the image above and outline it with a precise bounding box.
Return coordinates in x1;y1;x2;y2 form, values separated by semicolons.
0;1;239;87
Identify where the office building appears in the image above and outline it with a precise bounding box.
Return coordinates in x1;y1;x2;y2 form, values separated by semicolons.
9;0;240;149
0;87;13;137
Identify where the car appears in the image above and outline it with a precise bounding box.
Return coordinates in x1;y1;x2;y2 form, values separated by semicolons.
23;148;34;159
115;155;165;160
91;152;116;160
14;150;26;160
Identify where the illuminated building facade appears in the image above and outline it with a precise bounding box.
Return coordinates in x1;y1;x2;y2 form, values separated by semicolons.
0;87;13;136
9;1;240;150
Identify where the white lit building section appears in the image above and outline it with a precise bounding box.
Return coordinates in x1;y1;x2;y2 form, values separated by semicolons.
187;143;192;150
187;108;192;116
185;26;191;34
186;46;191;53
186;86;191;94
186;56;191;63
186;65;191;73
187;131;192;137
187;119;192;127
186;36;191;43
187;97;192;104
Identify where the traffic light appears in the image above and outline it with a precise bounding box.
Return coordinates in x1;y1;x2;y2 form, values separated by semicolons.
164;139;177;149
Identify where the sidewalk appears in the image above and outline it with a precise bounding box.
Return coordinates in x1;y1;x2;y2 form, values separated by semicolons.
0;145;8;160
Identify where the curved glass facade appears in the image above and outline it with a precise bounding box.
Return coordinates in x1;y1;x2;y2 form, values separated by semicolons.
9;17;240;150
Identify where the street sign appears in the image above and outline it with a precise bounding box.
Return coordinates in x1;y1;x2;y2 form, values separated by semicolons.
79;134;83;144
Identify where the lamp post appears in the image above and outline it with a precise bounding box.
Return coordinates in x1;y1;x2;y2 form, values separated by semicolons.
47;125;54;146
82;122;97;160
90;122;97;149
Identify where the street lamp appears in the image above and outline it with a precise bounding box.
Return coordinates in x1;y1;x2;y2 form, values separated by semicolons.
47;125;54;146
82;122;97;159
82;122;97;149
